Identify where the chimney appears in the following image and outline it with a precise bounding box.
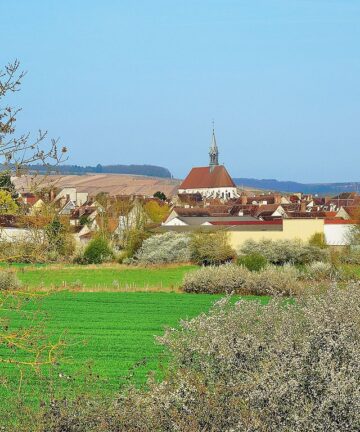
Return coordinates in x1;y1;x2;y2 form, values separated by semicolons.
300;201;307;213
274;194;281;204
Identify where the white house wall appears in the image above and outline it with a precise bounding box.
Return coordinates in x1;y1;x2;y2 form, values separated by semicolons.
178;187;239;200
324;223;355;246
0;227;45;242
163;217;188;226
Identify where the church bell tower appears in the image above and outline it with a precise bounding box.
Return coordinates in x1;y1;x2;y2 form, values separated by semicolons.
209;126;219;166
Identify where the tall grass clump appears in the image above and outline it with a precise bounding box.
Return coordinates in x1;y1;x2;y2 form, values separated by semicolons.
0;271;21;291
134;232;191;264
240;238;328;265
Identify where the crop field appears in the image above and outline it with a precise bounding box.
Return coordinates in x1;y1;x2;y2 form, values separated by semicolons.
1;290;269;407
0;291;266;402
12;264;197;291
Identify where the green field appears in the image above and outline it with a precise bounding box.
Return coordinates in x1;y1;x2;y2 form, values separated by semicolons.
1;290;269;405
13;264;197;290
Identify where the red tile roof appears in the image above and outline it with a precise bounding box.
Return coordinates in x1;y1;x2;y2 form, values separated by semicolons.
211;220;283;226
179;166;236;189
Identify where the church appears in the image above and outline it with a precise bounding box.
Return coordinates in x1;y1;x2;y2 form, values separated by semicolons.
178;129;239;201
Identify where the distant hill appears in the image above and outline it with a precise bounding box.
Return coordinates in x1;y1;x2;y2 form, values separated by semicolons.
22;164;173;179
233;178;360;195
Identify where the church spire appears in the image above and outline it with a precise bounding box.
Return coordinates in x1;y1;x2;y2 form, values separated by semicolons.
209;122;219;166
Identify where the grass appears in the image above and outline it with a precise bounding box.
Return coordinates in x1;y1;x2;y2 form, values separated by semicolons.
0;291;268;407
12;264;197;291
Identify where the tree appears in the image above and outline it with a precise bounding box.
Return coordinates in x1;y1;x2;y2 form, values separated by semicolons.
0;189;18;214
153;191;167;201
0;171;18;198
0;60;67;411
0;60;67;171
144;200;170;223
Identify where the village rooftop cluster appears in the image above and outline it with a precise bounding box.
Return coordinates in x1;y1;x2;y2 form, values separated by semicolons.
1;129;359;249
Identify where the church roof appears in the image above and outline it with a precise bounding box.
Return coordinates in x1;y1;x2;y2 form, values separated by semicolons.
179;165;236;189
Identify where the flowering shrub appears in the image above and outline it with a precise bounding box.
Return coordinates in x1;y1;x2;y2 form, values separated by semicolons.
246;264;302;296
240;238;328;265
183;264;302;296
302;261;337;281
0;271;21;291
183;264;249;294
134;232;191;264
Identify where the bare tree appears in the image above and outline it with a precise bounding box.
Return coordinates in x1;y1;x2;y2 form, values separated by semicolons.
0;59;67;171
0;60;68;407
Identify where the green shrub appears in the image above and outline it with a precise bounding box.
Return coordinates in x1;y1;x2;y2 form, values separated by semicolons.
237;253;268;271
309;232;327;249
190;231;236;266
125;228;150;258
240;238;328;265
82;237;113;264
0;271;21;291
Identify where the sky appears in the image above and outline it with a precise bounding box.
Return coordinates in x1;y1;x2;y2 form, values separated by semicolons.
2;0;360;182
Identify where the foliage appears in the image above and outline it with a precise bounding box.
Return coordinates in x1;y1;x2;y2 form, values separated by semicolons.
340;248;360;265
124;228;150;258
0;171;18;198
0;189;18;214
0;270;21;291
82;236;114;264
190;231;236;265
309;231;327;249
183;263;303;296
143;200;170;223
240;238;328;265
134;232;191;264
153;191;167;201
79;214;90;226
0;240;52;263
237;252;268;271
45;217;75;258
38;284;360;432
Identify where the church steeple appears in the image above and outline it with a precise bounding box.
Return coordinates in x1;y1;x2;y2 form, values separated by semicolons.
209;124;219;166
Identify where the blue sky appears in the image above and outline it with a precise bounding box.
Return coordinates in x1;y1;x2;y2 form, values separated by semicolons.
2;0;360;182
